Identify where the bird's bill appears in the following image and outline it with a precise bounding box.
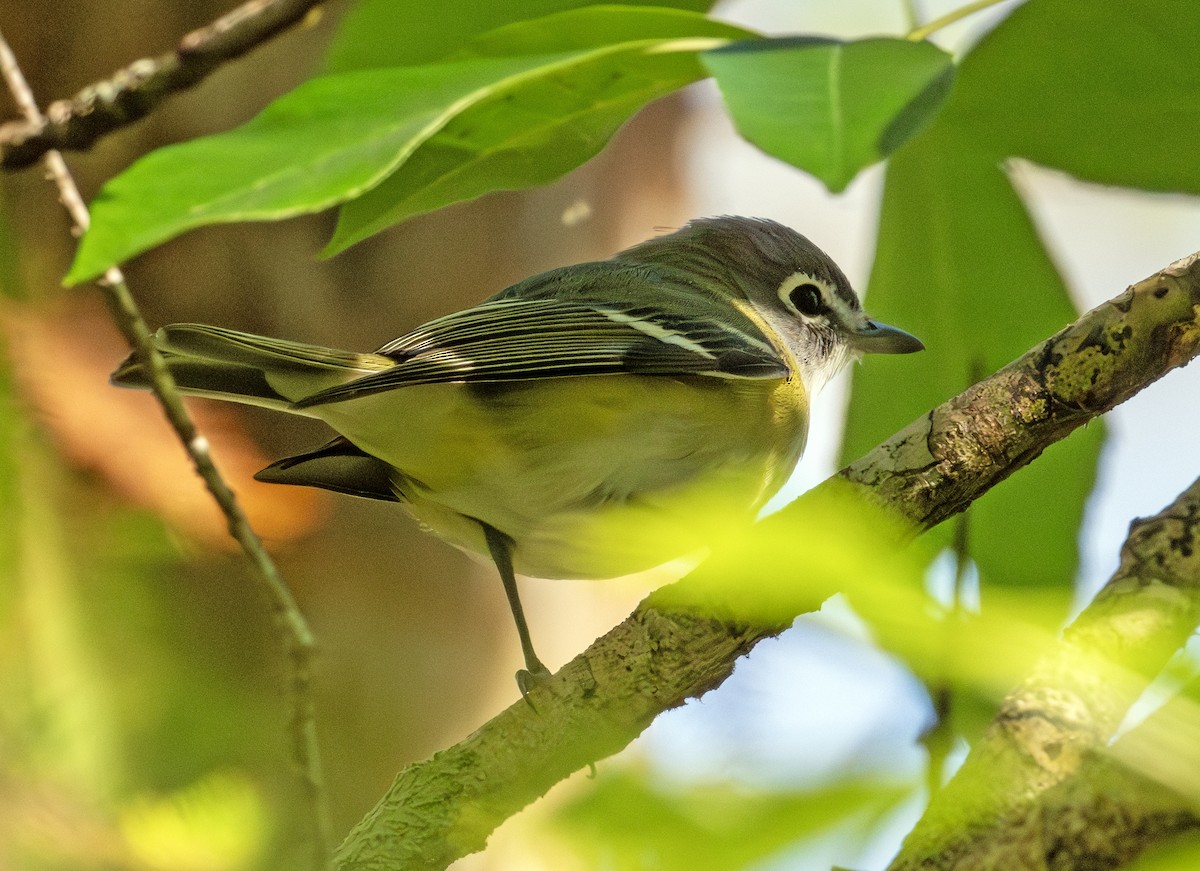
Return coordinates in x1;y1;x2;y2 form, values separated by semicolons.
847;319;924;354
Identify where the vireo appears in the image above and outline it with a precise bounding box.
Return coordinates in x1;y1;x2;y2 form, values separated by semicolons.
112;217;922;691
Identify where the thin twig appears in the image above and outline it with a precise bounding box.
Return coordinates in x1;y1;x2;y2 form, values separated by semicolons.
0;0;327;171
0;28;332;870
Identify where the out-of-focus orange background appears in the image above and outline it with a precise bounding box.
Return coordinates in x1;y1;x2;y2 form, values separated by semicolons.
0;3;699;867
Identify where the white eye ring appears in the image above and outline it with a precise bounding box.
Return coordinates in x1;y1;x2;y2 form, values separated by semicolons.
779;273;833;318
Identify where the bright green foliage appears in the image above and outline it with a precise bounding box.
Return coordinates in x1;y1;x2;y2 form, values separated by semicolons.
68;7;754;281
704;37;953;192
66;6;958;280
66;54;594;284
324;8;755;254
324;0;718;71
554;769;909;871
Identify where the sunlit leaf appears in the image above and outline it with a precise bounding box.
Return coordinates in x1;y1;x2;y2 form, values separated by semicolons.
554;768;910;871
704;37;953;192
66;53;593;284
70;7;753;280
324;0;719;71
1108;673;1200;808
1122;837;1200;871
8;440;119;795
666;480;1070;700
327;7;753;253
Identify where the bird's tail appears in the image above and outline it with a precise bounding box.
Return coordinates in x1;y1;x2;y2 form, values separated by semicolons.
110;323;394;412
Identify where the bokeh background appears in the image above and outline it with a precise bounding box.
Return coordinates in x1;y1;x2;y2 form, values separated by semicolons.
2;1;1199;869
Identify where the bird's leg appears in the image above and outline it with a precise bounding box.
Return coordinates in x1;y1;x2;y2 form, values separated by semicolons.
481;522;551;697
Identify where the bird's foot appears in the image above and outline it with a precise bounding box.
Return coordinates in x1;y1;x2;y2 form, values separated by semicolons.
516;662;552;709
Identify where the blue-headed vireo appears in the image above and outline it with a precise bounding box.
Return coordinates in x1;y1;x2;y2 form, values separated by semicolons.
112;216;922;691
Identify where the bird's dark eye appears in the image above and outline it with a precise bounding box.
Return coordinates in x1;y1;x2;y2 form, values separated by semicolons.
789;282;825;316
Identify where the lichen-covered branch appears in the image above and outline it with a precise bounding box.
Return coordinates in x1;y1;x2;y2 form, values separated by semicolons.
0;0;326;170
887;474;1200;870
333;257;1200;869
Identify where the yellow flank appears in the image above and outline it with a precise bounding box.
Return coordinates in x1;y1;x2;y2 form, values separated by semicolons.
315;372;809;579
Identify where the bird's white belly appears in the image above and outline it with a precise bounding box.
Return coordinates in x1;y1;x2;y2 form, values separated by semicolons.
315;374;807;579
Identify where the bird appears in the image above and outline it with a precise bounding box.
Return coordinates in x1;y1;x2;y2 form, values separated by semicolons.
111;216;923;693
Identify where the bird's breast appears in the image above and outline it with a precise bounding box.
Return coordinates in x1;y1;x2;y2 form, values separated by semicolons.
315;373;809;579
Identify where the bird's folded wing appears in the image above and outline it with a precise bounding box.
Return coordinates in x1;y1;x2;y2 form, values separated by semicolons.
293;297;786;409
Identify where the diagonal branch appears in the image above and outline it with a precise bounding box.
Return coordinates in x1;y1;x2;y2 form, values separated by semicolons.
0;0;326;171
332;254;1200;870
0;27;333;871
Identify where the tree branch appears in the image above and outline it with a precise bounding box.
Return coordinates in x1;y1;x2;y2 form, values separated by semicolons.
0;27;332;871
888;474;1200;869
0;0;326;171
332;253;1200;869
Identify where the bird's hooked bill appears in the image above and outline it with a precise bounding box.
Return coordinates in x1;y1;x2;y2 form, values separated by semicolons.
846;320;925;354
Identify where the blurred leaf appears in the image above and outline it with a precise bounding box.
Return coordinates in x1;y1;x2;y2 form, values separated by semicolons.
9;438;120;797
67;54;586;284
842;127;1095;616
119;771;267;871
324;0;719;71
678;479;934;625
704;37;953;192
947;0;1200;193
1123;837;1200;871
1108;673;1200;809
671;481;1071;700
554;768;909;871
327;8;753;254
0;338;16;602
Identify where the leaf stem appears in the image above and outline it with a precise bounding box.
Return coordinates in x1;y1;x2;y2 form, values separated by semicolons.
906;0;1011;42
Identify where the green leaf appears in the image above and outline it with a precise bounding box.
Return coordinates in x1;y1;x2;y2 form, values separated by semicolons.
945;0;1200;193
69;7;753;281
841;118;1097;616
704;37;954;193
326;7;754;254
66;53;606;285
554;769;909;871
324;0;718;71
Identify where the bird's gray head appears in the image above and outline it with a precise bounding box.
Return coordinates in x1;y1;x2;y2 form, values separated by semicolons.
619;216;923;394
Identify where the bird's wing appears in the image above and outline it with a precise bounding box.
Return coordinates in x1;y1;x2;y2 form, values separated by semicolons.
293;269;786;409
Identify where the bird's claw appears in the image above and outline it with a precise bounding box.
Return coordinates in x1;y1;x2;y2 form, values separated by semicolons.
516;663;552;708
